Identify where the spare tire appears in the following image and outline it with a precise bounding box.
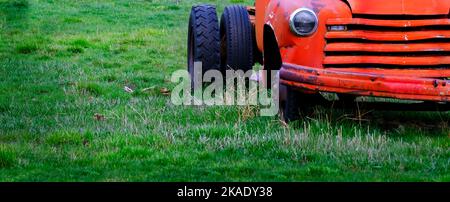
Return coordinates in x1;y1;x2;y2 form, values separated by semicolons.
187;5;221;88
220;5;254;72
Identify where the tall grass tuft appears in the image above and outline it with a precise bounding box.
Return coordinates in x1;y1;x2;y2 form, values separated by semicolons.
0;0;29;9
0;145;17;168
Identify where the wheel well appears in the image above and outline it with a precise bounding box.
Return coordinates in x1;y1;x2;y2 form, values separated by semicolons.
339;0;352;12
263;25;282;71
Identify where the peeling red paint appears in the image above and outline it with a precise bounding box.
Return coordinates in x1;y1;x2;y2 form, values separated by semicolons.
280;63;450;102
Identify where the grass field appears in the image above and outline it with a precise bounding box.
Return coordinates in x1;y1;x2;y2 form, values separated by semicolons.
0;0;449;182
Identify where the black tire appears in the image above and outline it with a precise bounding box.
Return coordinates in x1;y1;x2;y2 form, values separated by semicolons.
188;5;220;88
283;86;303;123
220;5;254;72
338;94;356;102
282;86;323;123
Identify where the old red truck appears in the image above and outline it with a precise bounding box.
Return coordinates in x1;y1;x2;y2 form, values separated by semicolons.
187;0;450;122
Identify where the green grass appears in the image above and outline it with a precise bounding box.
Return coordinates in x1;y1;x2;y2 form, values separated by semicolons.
0;0;449;182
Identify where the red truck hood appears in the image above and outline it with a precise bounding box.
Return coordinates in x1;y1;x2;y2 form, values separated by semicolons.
345;0;450;15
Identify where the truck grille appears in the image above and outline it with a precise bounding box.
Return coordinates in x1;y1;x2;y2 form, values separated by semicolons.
324;15;450;69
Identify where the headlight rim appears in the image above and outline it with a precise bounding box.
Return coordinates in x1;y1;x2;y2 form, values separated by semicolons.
289;8;319;37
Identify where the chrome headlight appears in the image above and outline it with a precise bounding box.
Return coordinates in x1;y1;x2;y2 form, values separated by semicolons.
289;8;319;36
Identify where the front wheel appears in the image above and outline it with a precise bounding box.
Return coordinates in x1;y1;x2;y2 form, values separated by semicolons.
281;86;323;123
